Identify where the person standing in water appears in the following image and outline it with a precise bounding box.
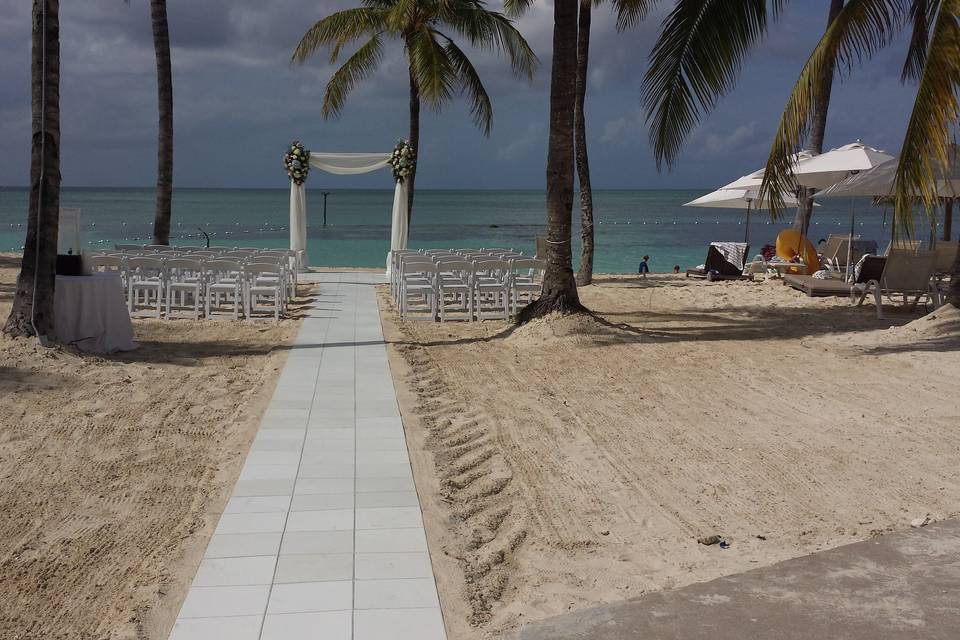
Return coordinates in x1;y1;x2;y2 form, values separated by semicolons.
638;255;650;278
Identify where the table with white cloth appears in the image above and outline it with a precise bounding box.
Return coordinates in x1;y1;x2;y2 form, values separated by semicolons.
54;272;138;353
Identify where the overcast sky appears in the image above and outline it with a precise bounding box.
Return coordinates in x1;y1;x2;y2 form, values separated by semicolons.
0;1;917;190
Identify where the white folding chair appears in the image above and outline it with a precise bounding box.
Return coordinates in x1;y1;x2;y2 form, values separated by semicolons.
204;260;243;320
245;262;284;321
472;259;510;320
165;257;204;320
399;259;439;321
126;256;166;318
509;258;545;315
436;259;474;321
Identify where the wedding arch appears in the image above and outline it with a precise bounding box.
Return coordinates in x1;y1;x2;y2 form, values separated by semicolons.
285;140;414;270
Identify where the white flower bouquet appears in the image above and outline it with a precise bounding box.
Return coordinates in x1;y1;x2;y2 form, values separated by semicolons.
283;140;310;185
389;140;416;183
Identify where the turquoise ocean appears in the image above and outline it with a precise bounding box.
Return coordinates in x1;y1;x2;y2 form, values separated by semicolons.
0;188;932;273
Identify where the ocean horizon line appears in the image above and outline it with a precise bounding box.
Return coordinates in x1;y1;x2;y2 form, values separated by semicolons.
0;185;714;193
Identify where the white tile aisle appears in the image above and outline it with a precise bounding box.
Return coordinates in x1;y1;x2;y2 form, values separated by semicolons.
168;272;447;640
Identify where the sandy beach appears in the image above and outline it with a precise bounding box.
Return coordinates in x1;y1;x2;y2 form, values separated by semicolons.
379;275;960;639
0;254;307;639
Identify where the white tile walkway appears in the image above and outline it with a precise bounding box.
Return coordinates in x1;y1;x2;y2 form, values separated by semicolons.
169;272;447;640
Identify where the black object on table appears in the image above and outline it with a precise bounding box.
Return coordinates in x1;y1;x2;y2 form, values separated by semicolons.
56;254;85;276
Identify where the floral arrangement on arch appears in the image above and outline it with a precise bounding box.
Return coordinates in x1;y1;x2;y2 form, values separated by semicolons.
283;141;310;185
389;140;415;182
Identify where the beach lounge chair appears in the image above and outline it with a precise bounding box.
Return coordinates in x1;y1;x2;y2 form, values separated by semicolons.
783;273;852;297
854;249;938;318
686;242;751;280
933;242;959;276
882;239;922;255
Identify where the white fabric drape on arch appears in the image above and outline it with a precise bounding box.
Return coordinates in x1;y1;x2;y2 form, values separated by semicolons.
288;151;408;269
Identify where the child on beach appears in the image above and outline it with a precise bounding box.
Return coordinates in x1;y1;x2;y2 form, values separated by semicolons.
638;255;650;278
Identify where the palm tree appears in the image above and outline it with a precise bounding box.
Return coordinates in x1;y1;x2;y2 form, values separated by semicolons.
503;0;653;287
756;0;960;307
641;0;845;233
517;0;587;321
5;0;61;339
574;0;596;285
292;0;537;222
150;0;173;246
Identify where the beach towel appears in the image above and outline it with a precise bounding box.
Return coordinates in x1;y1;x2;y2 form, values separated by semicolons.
704;242;748;276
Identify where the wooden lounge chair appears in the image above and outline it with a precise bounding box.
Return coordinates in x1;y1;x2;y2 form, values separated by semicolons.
686;242;752;281
854;249;937;318
783;274;851;297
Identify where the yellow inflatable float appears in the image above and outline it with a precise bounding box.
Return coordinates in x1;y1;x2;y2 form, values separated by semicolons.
775;229;819;275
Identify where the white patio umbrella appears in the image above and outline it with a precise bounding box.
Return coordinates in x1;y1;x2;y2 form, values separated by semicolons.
816;153;960;199
788;141;894;281
684;188;802;243
815;152;960;278
720;150;815;190
793;140;895;188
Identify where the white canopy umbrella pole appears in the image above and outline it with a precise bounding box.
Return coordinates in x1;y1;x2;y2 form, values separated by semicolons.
744;198;752;243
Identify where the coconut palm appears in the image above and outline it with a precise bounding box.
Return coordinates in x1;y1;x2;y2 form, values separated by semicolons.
506;0;655;287
756;0;960;307
292;0;537;221
150;0;173;246
5;0;61;338
516;0;592;321
640;0;845;233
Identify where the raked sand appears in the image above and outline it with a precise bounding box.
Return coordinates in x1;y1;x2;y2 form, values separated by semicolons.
0;254;307;639
378;274;960;639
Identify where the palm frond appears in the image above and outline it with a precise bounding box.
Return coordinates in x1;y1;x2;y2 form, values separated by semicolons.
441;2;539;79
292;8;387;65
615;0;662;31
385;0;418;32
407;25;457;108
503;0;537;18
894;0;960;239
321;34;385;119
438;33;494;134
901;0;937;82
758;0;909;217
641;0;787;170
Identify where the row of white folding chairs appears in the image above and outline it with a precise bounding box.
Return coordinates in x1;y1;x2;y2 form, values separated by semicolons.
114;245;301;285
396;256;545;321
389;248;526;300
100;249;297;301
89;255;286;321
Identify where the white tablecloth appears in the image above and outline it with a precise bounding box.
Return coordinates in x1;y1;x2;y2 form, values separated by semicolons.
54;272;138;353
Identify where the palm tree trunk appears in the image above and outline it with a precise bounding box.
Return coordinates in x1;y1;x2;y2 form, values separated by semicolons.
574;0;594;287
517;0;584;323
793;0;844;234
5;0;60;338
943;197;953;241
150;0;173;246
949;236;960;308
406;58;420;226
